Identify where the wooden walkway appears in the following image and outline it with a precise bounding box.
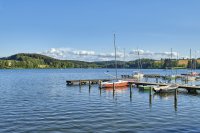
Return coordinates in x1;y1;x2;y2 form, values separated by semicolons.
66;79;114;85
129;81;200;92
66;79;200;93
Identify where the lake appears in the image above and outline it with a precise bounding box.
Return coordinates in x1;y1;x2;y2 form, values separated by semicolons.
1;69;200;133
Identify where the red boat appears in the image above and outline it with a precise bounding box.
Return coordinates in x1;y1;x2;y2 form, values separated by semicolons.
101;80;129;88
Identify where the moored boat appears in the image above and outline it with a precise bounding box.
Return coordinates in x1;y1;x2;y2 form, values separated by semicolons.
132;71;144;79
153;84;179;93
101;80;129;88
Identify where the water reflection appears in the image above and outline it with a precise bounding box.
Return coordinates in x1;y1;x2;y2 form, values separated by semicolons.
153;92;178;111
153;93;175;99
102;86;128;94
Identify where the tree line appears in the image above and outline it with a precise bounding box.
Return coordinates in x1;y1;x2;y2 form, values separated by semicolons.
0;53;200;69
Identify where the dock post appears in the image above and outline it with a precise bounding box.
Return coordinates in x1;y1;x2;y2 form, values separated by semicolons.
149;86;153;96
149;86;153;106
79;82;82;93
174;88;178;111
79;80;82;86
99;87;102;96
113;83;115;91
156;78;158;83
113;83;115;97
89;81;91;94
99;80;102;88
89;81;91;88
130;85;132;101
145;77;148;82
129;83;132;89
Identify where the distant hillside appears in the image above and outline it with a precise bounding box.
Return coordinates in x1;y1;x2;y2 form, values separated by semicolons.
0;53;200;69
0;53;98;69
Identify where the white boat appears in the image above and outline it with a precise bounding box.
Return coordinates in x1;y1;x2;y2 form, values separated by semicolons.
132;49;144;80
132;71;144;79
153;84;179;93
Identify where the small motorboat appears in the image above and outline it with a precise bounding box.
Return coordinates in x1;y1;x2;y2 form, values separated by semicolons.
153;84;179;93
100;80;129;88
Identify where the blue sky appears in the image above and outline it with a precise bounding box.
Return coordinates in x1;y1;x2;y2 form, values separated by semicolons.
0;0;200;61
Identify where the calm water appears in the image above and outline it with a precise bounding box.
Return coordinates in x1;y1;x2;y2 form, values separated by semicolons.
1;69;200;133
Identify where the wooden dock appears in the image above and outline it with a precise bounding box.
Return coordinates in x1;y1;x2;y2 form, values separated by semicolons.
66;79;114;85
66;78;200;93
129;81;200;93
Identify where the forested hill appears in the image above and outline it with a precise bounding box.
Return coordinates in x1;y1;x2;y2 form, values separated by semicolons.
0;53;98;68
0;53;199;69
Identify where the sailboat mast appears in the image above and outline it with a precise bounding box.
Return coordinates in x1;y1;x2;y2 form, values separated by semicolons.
190;48;192;72
171;48;173;59
123;48;126;69
137;49;140;72
195;50;197;70
114;34;117;80
171;48;173;74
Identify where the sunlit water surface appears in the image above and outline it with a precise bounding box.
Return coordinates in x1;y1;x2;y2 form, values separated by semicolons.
1;69;200;133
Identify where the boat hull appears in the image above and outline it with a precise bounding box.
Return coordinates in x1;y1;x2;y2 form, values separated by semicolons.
153;84;179;93
154;88;177;93
101;81;129;88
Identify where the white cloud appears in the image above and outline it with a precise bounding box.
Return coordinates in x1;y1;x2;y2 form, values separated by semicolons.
129;49;178;59
129;49;153;56
40;48;183;61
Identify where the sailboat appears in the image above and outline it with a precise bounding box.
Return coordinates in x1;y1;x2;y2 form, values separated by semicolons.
101;34;129;88
163;48;176;80
132;49;144;79
182;49;196;81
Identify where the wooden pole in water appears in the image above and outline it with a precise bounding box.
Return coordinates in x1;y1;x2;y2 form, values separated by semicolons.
113;83;115;91
99;80;102;88
89;81;91;93
130;84;132;101
145;77;148;82
150;86;153;96
156;78;158;83
129;83;132;89
99;87;102;96
89;81;91;88
149;86;153;106
174;88;178;111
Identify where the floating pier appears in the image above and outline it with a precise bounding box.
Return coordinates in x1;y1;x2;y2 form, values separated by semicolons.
66;79;200;93
129;81;200;93
66;79;114;85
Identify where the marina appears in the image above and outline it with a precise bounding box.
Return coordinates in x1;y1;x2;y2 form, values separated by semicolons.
66;73;200;93
2;0;200;132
